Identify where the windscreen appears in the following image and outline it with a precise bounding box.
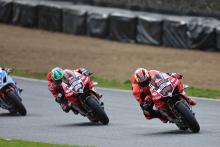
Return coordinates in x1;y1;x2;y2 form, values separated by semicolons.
150;73;174;97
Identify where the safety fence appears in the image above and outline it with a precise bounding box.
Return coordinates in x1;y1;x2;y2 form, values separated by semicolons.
0;0;220;51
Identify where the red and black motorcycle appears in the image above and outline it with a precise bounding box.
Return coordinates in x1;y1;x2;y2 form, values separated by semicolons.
62;71;109;125
149;73;200;133
0;69;26;116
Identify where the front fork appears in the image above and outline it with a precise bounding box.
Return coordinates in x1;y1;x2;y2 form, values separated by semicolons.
77;92;104;117
158;104;176;122
158;97;192;123
172;99;195;126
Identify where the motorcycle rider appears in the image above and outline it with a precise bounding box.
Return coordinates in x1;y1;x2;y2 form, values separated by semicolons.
0;67;23;93
0;67;12;74
131;68;196;123
47;67;102;113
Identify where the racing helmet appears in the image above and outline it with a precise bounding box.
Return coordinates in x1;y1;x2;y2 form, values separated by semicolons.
51;67;64;84
134;68;150;87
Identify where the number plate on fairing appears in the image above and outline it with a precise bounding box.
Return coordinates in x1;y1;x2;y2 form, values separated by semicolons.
70;77;84;93
159;82;169;90
152;79;174;97
159;85;174;97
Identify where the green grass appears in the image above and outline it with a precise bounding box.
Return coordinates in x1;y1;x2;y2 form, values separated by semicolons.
0;138;89;147
13;69;47;80
185;87;220;99
11;69;220;99
92;77;131;90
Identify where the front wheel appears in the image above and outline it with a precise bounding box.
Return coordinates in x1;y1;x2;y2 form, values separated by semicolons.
7;91;27;116
175;101;200;133
176;125;188;131
88;116;99;123
86;96;109;125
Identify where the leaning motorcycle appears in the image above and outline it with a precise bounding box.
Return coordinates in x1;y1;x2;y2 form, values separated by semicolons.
0;69;26;116
149;73;200;133
62;71;109;125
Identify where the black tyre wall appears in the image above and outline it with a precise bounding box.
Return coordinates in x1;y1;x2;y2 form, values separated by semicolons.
1;0;220;52
162;19;188;49
109;12;136;43
136;15;162;45
187;18;217;51
12;0;38;27
62;7;87;35
0;0;12;23
87;12;109;38
38;2;62;32
216;27;220;52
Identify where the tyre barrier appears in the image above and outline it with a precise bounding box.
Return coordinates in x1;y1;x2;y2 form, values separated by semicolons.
0;0;220;52
38;1;62;32
87;11;109;38
62;6;86;35
217;27;220;51
12;0;38;27
136;14;163;46
186;17;217;51
0;0;12;23
109;12;136;43
162;18;188;49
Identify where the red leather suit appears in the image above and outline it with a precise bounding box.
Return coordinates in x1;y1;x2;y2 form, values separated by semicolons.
131;70;184;119
47;68;82;100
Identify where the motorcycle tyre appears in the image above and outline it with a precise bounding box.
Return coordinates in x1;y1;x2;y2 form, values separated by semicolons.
175;101;200;133
86;96;109;125
7;91;27;116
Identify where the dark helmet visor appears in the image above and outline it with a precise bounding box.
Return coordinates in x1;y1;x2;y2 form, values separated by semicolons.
55;79;62;85
139;80;150;87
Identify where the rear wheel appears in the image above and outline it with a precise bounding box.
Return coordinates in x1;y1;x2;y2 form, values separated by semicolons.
7;91;27;116
175;101;200;133
86;96;109;125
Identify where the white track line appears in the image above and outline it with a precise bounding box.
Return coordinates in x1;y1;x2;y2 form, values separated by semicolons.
13;76;220;101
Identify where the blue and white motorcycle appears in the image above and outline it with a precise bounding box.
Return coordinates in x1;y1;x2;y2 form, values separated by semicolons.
0;69;26;116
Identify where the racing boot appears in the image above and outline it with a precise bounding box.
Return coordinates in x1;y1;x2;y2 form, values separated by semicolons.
71;108;79;115
158;115;168;123
144;111;153;120
96;92;102;99
56;93;71;113
60;103;71;113
144;110;168;123
155;110;168;123
18;88;23;93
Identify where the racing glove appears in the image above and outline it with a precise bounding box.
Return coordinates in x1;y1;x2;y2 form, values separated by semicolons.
60;103;71;113
55;93;64;103
80;68;93;76
140;101;153;112
56;93;71;113
177;74;183;79
140;101;160;120
167;73;183;79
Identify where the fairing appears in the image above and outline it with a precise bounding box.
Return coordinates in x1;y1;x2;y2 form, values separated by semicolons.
62;71;94;104
149;73;183;108
0;69;16;91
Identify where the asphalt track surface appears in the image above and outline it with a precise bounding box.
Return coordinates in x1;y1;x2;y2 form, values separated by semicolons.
0;77;220;147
